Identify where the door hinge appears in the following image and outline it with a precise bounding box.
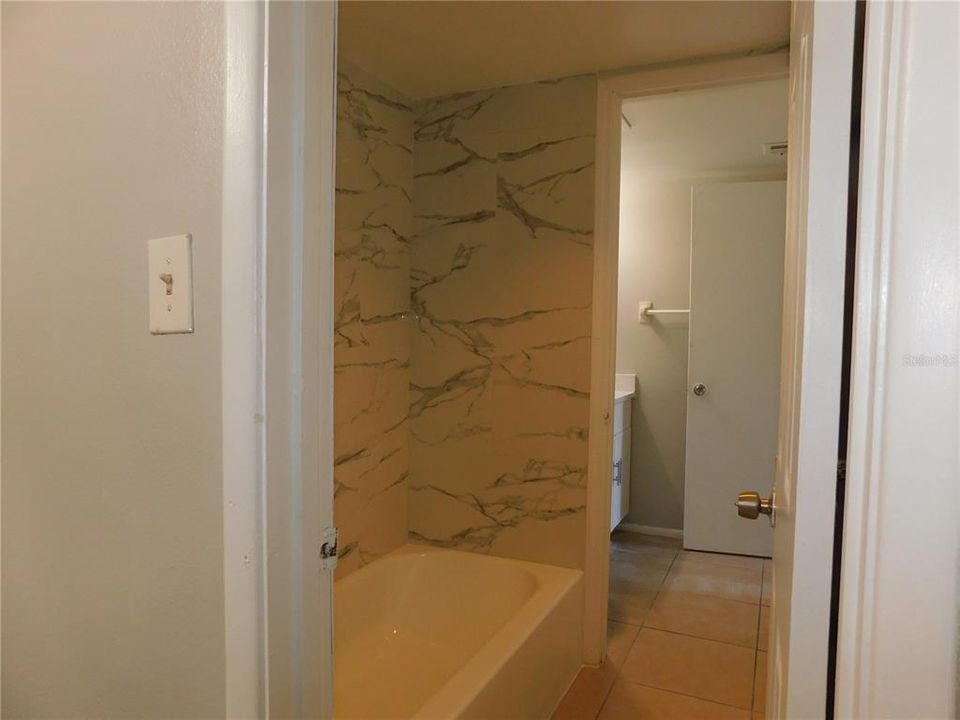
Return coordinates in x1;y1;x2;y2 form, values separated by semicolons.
320;527;340;572
837;459;847;483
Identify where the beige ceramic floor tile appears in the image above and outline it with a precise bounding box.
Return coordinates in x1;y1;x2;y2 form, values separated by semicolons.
753;652;768;714
610;545;677;569
621;628;755;709
612;531;682;552
598;680;751;720
607;621;641;669
664;557;762;604
761;560;772;607
610;549;673;582
757;606;770;652
609;570;665;597
552;660;619;720
610;570;672;594
679;550;764;572
609;549;672;626
608;586;659;625
645;590;760;648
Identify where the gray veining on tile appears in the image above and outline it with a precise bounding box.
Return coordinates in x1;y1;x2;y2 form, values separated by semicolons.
334;65;598;573
407;74;598;569
334;63;413;578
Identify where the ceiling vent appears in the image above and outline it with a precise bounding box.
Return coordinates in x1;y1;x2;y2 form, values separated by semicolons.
764;141;789;157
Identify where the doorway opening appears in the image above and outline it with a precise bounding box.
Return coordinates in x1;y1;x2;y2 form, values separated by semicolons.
613;80;789;556
577;55;791;718
329;3;806;717
611;78;787;714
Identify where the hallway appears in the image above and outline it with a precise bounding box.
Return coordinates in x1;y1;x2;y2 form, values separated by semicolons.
554;532;770;719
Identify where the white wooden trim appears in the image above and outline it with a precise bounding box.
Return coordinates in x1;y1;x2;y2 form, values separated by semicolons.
0;4;5;707
585;51;789;666
583;75;621;668
615;524;683;540
834;6;895;710
835;2;959;717
305;3;338;716
221;2;338;716
222;2;268;716
262;2;337;717
602;52;791;99
765;5;857;715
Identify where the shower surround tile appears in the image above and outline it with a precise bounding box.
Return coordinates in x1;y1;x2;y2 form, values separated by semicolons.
334;63;413;578
408;75;597;569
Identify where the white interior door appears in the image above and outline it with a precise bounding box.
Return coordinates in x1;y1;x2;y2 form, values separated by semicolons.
769;2;857;717
684;180;785;557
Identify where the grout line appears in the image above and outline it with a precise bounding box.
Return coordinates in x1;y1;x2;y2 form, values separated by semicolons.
680;548;769;560
592;670;619;720
648;550;763;605
597;545;679;718
749;562;768;711
607;540;763;715
649;586;763;606
616;677;754;713
634;547;679;631
641;625;760;650
594;621;641;720
652;587;764;609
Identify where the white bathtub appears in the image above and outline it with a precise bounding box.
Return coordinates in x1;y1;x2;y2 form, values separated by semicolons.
334;544;583;719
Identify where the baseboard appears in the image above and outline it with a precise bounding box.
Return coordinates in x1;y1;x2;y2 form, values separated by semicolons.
616;523;683;539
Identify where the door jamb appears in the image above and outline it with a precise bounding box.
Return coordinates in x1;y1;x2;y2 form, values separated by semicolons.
834;1;960;716
584;51;789;665
222;2;269;715
222;2;338;716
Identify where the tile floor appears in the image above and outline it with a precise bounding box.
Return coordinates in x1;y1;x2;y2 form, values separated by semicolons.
553;532;772;720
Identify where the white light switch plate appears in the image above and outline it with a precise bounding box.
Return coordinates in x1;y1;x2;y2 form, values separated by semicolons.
148;234;194;334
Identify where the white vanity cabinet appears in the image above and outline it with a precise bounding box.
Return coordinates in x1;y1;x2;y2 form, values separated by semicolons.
610;395;632;531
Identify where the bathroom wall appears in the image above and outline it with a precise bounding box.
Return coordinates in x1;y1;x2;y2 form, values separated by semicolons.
617;80;788;531
333;63;414;577
407;76;597;569
2;3;225;717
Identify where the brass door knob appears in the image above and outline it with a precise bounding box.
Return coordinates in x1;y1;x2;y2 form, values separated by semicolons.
735;490;776;526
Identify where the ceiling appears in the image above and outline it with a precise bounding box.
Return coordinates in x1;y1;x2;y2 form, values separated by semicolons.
621;78;789;178
338;1;791;100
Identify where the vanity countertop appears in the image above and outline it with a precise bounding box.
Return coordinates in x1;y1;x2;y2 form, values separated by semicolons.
614;373;637;402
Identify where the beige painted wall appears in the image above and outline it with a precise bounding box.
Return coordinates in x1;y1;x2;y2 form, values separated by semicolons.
617;80;788;530
2;3;226;717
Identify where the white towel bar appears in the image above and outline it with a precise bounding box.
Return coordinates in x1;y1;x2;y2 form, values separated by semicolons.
638;301;690;322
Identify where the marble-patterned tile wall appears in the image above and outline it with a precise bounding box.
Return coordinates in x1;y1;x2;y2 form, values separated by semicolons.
334;63;413;578
408;75;597;569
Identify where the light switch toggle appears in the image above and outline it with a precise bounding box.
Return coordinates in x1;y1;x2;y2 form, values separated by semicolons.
159;273;174;296
149;234;194;334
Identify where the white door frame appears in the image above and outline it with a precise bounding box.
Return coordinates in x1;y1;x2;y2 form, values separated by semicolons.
222;1;338;717
222;1;269;716
584;51;790;666
766;2;857;715
835;1;959;717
